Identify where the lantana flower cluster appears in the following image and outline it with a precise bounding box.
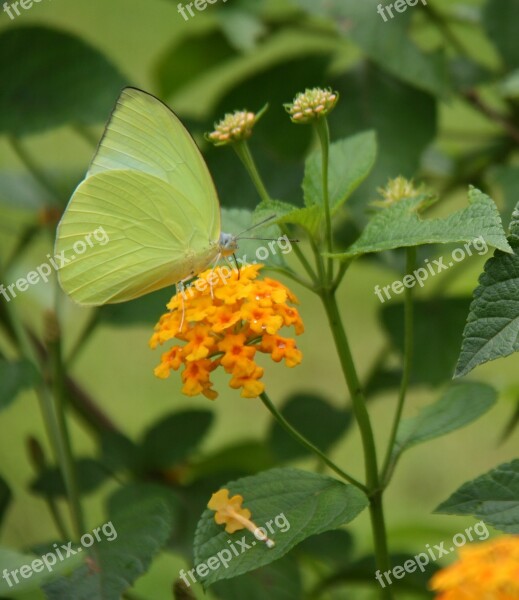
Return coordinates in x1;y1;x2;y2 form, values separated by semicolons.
150;265;303;399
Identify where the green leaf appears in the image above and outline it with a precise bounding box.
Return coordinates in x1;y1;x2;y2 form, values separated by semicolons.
303;131;377;212
254;199;322;236
193;468;368;587
191;441;275;480
0;546;82;596
212;556;302;600
43;500;173;599
98;287;174;326
484;0;519;68
0;359;39;411
0;26;127;136
381;298;472;386
268;393;352;462
330;187;512;259
455;204;519;377
435;459;519;533
98;431;140;473
295;529;354;566
30;458;108;498
392;382;497;463
0;475;11;531
217;9;267;52
141;410;213;470
488;164;519;224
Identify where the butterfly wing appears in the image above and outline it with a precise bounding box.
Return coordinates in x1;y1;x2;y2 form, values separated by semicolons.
56;170;219;305
55;88;221;305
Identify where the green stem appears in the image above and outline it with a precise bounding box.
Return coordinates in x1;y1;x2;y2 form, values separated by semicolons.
314;118;333;282
381;248;416;485
48;317;86;538
259;392;367;493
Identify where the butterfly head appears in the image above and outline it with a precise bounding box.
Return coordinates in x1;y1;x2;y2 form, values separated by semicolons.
219;232;238;257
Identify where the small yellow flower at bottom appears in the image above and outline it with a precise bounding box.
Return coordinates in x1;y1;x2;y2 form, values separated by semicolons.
208;489;275;548
429;535;519;599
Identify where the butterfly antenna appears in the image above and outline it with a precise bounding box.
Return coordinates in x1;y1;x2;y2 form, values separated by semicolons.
235;214;277;239
231;253;240;280
238;237;299;242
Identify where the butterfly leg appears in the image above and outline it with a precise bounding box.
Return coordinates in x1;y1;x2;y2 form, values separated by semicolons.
207;252;222;300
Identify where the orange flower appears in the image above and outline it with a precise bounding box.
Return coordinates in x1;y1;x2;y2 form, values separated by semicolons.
429;535;519;599
150;265;303;399
208;489;274;547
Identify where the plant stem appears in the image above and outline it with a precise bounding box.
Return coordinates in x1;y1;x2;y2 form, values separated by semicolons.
259;392;367;493
381;247;416;484
66;308;100;368
314;118;334;282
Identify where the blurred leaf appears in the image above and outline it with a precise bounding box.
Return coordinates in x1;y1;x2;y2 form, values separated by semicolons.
30;458;108;497
44;499;172;600
154;29;237;98
381;298;472;386
193;468;368;586
500;398;519;442
0;26;128;136
191;441;275;480
435;459;519;533
449;57;493;92
217;9;267;52
303;131;377;212
483;0;519;68
296;0;448;96
329;66;437;214
331;187;511;259
0;475;11;531
141;410;213;470
498;69;519;99
99;431;140;473
488;164;519;224
268;393;352;461
0;172;54;210
0;546;81;596
455;205;519;377
295;529;354;566
392;382;497;463
212;556;301;600
0;359;39;411
98;286;173;326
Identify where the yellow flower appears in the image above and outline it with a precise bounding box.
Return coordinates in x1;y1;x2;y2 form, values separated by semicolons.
373;176;427;208
429;535;519;599
284;87;339;124
206;107;266;146
150;264;303;399
208;489;275;547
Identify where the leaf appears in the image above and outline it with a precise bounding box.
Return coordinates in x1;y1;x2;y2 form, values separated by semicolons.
0;546;81;596
381;298;472;386
483;0;519;68
141;410;213;470
455;204;519;377
303;131;377;212
193;468;368;587
295;529;354;566
217;9;267;52
330;187;512;259
295;0;448;96
30;458;108;498
254;199;322;236
0;359;39;411
98;431;140;473
191;441;275;480
392;382;497;463
212;556;302;600
0;475;11;531
0;26;128;136
267;393;352;462
98;287;175;326
435;459;519;533
43;500;173;599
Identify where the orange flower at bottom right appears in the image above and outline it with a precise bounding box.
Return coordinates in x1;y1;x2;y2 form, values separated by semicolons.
429;535;519;599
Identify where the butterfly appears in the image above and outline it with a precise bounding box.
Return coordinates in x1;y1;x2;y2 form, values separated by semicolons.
55;87;252;306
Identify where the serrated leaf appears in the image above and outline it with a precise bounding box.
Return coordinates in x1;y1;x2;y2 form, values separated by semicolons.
268;393;352;462
435;459;519;533
392;382;497;463
0;26;127;136
193;468;368;587
0;359;39;411
303;131;377;211
43;500;172;600
330;187;512;259
455;204;519;376
141;410;213;471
